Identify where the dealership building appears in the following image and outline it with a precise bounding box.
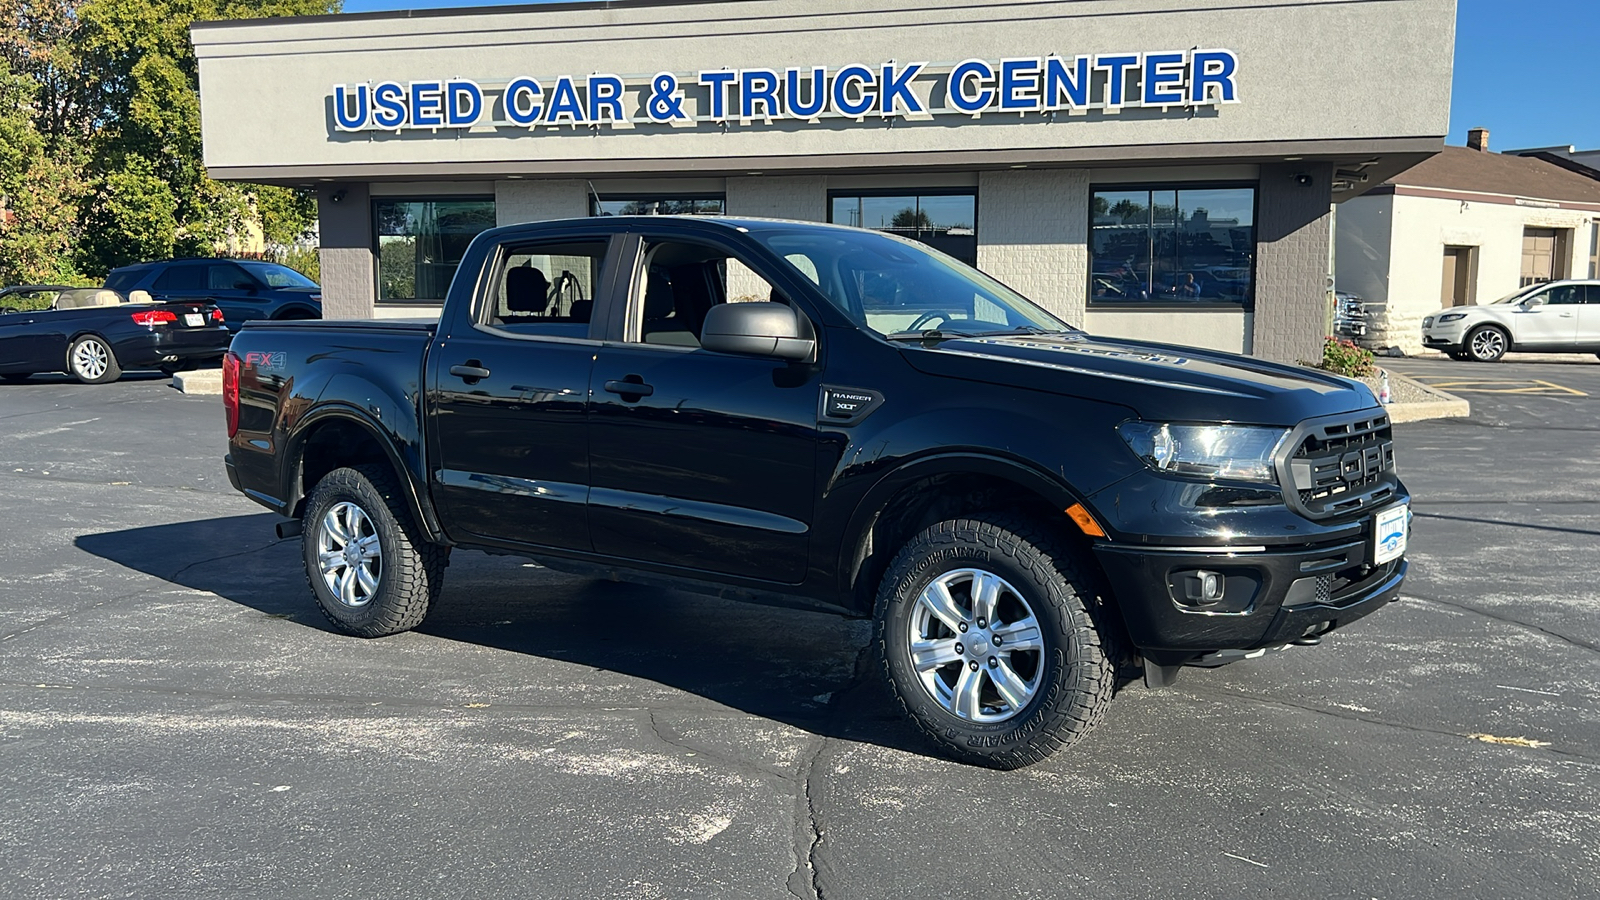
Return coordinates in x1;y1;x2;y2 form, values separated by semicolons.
191;0;1456;363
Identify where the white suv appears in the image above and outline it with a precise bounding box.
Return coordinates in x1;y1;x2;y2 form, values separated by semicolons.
1421;280;1600;362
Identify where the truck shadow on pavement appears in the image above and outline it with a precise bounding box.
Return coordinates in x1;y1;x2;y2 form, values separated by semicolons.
76;512;935;759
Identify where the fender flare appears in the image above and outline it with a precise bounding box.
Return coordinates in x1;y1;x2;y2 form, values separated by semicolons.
834;451;1091;606
281;404;448;544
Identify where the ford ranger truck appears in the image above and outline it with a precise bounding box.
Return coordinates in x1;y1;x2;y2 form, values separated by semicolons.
222;216;1408;769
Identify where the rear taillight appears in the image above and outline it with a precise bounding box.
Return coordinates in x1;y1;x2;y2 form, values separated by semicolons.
131;309;178;326
210;308;225;323
222;351;241;438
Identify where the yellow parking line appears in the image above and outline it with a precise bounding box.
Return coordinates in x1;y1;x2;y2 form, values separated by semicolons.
1419;379;1587;396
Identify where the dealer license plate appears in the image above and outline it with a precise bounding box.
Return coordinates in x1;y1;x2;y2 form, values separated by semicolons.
1374;503;1408;564
184;313;204;327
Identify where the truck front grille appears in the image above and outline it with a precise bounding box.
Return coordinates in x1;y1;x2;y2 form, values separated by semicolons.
1285;411;1397;521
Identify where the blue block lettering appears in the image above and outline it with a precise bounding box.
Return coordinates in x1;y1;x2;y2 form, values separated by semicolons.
445;80;482;127
410;81;443;127
588;74;624;122
999;58;1041;111
785;67;827;118
699;70;737;119
741;69;780;119
1042;56;1089;109
879;62;925;115
948;59;994;113
505;77;543;125
546;75;585;123
831;64;876;117
1143;53;1186;106
371;81;406;129
1095;54;1140;107
1191;50;1239;103
333;84;369;130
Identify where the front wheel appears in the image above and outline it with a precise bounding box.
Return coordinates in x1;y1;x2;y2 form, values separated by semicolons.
302;464;447;637
876;516;1122;769
68;335;121;384
1466;325;1509;362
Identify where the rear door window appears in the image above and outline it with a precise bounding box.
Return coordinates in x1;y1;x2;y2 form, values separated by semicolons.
207;263;255;291
480;239;611;338
153;265;205;291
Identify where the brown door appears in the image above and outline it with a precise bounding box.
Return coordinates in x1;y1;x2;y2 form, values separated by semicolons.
1441;246;1473;307
1522;229;1557;287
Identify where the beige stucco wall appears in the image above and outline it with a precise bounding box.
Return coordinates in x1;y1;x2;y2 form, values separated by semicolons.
975;169;1089;326
193;0;1455;180
1083;308;1253;353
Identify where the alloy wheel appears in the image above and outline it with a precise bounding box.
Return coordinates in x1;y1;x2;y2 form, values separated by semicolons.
316;501;383;607
1470;328;1506;361
907;568;1045;723
72;339;109;380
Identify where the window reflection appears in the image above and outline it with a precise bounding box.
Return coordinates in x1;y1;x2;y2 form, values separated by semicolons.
829;192;978;265
374;198;497;303
1090;186;1255;306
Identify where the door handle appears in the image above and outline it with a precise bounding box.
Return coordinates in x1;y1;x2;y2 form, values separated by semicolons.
450;363;491;381
604;378;654;398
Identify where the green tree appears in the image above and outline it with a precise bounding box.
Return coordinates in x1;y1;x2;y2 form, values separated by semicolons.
0;58;86;283
890;207;933;231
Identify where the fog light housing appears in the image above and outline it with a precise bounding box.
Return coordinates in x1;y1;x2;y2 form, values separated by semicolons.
1181;570;1226;607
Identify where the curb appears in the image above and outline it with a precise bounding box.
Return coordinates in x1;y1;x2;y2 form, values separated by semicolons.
1380;368;1469;423
173;370;222;395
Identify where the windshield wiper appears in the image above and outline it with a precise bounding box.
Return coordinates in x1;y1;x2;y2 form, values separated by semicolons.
885;329;955;341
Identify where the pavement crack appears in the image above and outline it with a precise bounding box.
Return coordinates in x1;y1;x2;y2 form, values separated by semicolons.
643;710;795;786
1406;592;1599;653
1412;511;1600;538
0;587;152;643
788;735;827;900
165;538;286;583
1189;686;1600;766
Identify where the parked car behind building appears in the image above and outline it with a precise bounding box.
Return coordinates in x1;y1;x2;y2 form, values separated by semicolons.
104;259;322;331
1421;280;1600;361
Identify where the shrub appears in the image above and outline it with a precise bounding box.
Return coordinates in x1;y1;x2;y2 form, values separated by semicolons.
281;245;321;284
1319;336;1376;378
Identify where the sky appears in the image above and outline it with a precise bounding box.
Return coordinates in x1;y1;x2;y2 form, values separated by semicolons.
336;0;1600;152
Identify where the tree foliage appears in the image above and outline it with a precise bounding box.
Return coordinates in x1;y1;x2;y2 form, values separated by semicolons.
0;0;336;284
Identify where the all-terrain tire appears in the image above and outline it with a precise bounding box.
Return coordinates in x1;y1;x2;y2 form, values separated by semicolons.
67;334;122;384
301;464;447;637
875;515;1124;769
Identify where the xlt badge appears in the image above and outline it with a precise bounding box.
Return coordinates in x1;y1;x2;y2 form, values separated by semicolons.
819;386;884;425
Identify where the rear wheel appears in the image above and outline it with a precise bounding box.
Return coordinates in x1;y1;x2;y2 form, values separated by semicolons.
1466;325;1509;362
68;335;121;384
876;515;1122;769
302;464;447;637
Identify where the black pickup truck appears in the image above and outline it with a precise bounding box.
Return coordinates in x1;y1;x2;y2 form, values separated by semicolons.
223;216;1408;768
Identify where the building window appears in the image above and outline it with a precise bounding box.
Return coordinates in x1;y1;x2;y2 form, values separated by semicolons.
828;191;978;265
1089;185;1256;307
591;196;724;217
374;198;496;303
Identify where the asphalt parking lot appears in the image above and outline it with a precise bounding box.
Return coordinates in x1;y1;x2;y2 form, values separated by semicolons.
1;358;1596;900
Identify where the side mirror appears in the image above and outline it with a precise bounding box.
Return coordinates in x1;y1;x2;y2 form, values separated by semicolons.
1522;296;1546;309
700;302;816;361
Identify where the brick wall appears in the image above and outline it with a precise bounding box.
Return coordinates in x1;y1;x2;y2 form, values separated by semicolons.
316;183;374;320
725;176;827;222
496;179;587;226
976;169;1089;325
1252;163;1334;363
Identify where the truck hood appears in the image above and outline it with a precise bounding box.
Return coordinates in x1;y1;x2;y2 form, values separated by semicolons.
898;332;1379;425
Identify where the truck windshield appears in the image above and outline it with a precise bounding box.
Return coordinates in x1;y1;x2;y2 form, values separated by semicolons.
751;227;1074;338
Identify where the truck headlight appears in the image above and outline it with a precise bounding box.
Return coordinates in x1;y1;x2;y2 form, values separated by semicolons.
1116;422;1290;484
1437;312;1467;323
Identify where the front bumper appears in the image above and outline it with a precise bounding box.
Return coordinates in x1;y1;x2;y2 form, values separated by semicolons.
1420;318;1470;352
1095;532;1406;666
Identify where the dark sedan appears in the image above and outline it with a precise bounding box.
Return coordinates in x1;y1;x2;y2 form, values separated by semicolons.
104;259;321;332
0;288;232;384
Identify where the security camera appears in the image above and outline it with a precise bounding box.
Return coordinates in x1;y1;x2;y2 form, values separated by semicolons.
1293;173;1313;187
330;189;347;203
